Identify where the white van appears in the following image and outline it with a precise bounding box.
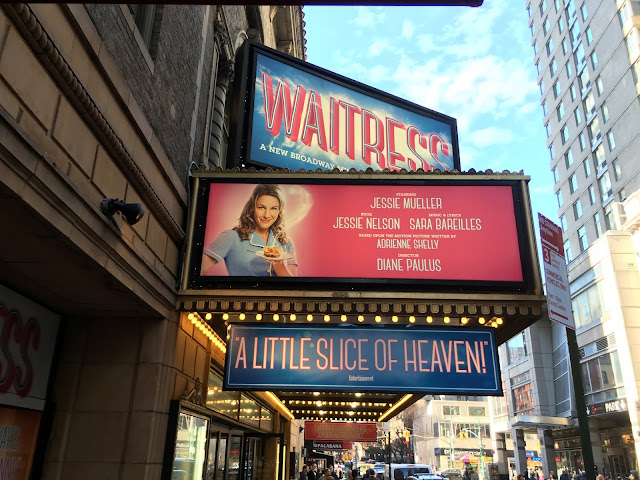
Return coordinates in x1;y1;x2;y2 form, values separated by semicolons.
385;464;433;480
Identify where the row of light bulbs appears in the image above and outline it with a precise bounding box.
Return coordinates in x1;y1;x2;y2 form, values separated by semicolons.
215;312;504;327
188;313;227;352
291;409;378;416
284;400;389;407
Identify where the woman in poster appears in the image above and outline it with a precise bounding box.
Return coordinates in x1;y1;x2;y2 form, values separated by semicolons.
201;184;298;276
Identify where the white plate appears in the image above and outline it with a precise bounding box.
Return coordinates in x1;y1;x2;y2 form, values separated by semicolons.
253;251;293;262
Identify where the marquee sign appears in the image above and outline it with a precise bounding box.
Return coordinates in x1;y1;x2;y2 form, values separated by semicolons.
305;421;377;442
230;42;459;173
189;177;534;293
224;325;501;394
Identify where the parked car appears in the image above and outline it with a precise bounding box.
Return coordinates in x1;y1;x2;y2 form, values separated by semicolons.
440;468;463;480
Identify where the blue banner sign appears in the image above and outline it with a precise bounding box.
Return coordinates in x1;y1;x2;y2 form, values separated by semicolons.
224;325;501;394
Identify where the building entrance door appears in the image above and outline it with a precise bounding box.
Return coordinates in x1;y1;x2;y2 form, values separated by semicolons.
242;433;285;480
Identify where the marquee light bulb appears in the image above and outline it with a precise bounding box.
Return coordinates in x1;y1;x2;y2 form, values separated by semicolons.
341;315;347;322
461;317;469;325
290;314;296;321
375;315;382;323
273;314;280;321
426;316;433;323
239;313;246;320
357;315;364;322
392;316;398;323
444;316;450;323
222;313;229;320
307;314;313;322
479;317;486;324
256;313;262;321
205;313;212;321
409;316;416;323
496;317;503;325
324;315;330;322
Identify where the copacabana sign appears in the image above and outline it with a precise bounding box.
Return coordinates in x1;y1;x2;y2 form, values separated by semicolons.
230;42;459;173
224;325;501;394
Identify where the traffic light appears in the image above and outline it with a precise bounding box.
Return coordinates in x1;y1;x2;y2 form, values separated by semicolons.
403;429;411;444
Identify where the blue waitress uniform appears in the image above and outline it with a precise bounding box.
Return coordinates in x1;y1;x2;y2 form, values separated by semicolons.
203;229;297;276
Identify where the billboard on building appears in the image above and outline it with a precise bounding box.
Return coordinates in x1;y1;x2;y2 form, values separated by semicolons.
189;176;535;292
224;325;501;394
229;42;459;173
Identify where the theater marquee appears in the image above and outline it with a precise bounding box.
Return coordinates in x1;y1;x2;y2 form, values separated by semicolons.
224;325;501;394
187;176;533;292
229;42;459;173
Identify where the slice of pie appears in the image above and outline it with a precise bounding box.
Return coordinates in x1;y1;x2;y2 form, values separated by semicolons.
263;246;281;258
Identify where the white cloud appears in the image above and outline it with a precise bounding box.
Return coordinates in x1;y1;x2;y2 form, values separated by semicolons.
352;7;386;28
368;40;390;57
369;65;390;83
402;20;415;40
465;127;516;148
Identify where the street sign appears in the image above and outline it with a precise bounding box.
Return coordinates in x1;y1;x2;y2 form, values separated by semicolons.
538;214;575;329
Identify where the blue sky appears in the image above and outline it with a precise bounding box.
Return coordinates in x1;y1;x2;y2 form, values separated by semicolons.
303;4;559;233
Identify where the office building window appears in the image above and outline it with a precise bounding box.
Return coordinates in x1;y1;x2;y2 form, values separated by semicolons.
584;159;591;177
578;226;588;252
565;150;573;167
564;239;573;263
553;167;559;184
557;191;564;208
613;160;622;180
574;107;582;125
591;51;599;69
547;39;554;56
570;83;577;100
588;117;601;144
574;200;583;220
596;76;604;95
588;184;596;204
560;216;567;231
581;351;625;406
566;61;573;78
584;91;595;116
619;3;631;28
557;102;565;120
594;213;603;237
558;16;565;33
605;203;617;230
571;281;604;328
513;383;535;415
570;174;578;193
626;30;640;60
536;61;541;75
562;38;569;55
540;0;547;16
607;131;616;151
551;58;558;76
593;144;606;169
620;188;627;202
544;18;551;35
554;0;560;11
507;332;528;364
634;62;640;86
575;42;586;69
599;172;613;201
545;122;551;138
443;405;461;416
570;22;581;48
543;101;548;116
581;4;588;21
534;41;539;56
128;5;161;57
550;144;556;159
602;103;609;123
566;0;576;23
531;23;536;37
586;27;593;45
579;68;591;94
527;4;532;18
540;79;545;95
579;132;587;150
561;124;570;144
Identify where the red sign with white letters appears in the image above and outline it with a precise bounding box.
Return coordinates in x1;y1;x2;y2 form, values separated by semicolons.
305;421;377;442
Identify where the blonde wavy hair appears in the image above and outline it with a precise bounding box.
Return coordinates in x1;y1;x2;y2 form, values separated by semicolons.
234;184;288;245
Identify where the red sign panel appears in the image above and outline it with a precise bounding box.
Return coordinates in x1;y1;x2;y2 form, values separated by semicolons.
305;421;377;442
198;182;524;283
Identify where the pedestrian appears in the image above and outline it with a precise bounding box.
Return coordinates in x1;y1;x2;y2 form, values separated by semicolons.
470;469;479;480
464;469;471;480
300;465;310;480
540;471;546;480
308;463;320;480
560;470;570;480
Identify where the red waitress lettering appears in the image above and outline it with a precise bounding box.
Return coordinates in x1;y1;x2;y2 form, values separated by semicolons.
0;303;41;397
261;72;450;171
